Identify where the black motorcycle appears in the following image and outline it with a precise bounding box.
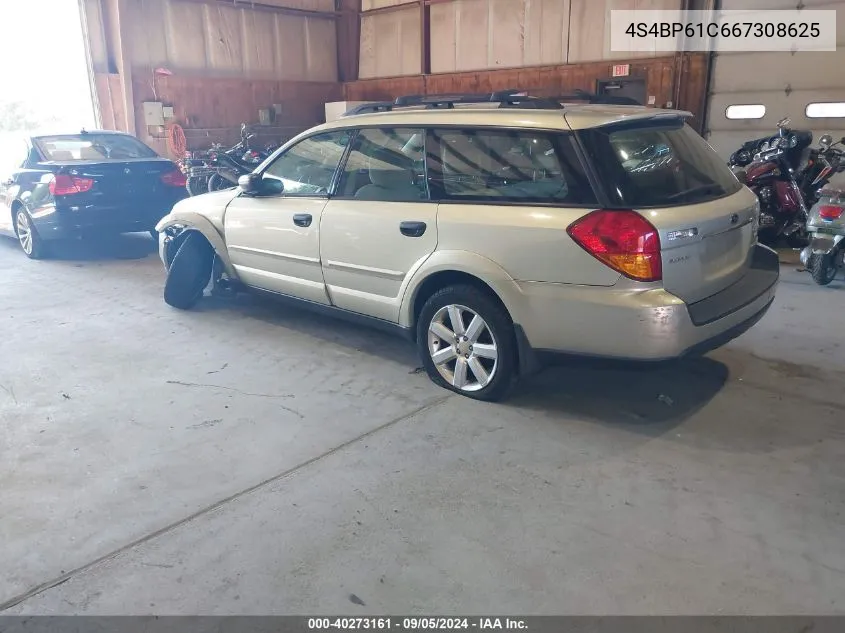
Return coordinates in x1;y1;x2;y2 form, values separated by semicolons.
206;124;276;192
185;124;278;196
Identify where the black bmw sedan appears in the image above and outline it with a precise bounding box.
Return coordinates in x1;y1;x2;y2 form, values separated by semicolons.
0;130;188;258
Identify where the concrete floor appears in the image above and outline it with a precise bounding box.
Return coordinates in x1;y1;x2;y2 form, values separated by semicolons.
1;235;844;615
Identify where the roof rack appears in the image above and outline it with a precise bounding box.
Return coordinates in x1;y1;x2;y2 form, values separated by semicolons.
341;89;565;116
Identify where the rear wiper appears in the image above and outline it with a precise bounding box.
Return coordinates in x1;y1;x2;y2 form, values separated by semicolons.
663;183;723;202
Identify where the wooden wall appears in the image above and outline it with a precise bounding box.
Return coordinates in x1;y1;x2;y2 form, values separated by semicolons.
81;0;340;158
344;53;711;133
127;73;341;157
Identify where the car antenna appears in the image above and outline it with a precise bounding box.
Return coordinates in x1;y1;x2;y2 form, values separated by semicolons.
80;128;89;134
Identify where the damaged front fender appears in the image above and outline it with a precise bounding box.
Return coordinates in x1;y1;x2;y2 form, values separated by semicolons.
156;211;237;280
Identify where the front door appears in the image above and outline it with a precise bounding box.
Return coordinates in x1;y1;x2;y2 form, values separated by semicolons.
320;127;437;322
223;130;352;304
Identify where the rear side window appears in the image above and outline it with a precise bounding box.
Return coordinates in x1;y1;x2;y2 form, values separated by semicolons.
34;134;159;161
577;119;743;207
427;128;597;205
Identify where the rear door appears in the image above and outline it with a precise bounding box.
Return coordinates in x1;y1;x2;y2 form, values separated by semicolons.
575;117;757;303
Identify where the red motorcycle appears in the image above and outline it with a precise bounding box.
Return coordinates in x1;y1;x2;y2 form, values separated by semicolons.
729;117;819;247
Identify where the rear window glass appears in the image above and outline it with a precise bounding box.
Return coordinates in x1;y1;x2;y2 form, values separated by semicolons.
34;134;158;161
427;128;598;205
577;119;743;207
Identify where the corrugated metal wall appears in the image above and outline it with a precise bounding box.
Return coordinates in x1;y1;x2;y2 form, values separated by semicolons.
358;0;685;79
82;0;337;81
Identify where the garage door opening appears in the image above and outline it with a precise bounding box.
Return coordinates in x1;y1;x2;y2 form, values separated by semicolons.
0;0;96;173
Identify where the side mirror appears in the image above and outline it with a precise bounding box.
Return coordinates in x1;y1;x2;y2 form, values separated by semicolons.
820;134;834;149
238;173;284;196
238;173;260;194
777;117;790;129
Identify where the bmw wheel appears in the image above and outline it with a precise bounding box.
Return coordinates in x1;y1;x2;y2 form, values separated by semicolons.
14;207;47;259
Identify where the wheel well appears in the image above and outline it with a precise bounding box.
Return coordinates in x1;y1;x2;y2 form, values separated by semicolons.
10;200;22;232
166;228;214;267
411;270;512;335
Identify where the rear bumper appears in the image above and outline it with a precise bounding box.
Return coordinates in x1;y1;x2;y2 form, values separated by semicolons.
31;196;186;240
514;244;779;363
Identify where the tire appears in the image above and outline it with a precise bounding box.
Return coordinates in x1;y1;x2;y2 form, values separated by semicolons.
163;232;214;309
186;175;208;197
207;174;230;192
13;206;47;259
810;253;838;286
417;284;518;402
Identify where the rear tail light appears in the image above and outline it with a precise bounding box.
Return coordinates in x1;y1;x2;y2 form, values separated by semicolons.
49;174;94;196
819;205;844;220
567;209;662;282
161;169;187;187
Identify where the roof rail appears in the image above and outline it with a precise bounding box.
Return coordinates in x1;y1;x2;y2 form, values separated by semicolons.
341;89;565;116
342;101;395;116
394;89;564;110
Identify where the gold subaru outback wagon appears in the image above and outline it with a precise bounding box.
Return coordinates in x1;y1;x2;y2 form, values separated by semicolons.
155;91;779;402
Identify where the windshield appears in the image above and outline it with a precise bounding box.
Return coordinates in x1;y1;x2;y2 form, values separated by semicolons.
577;119;743;207
33;134;159;162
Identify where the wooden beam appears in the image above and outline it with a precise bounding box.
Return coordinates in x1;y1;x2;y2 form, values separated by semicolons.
336;0;362;81
173;0;339;20
361;0;419;16
420;0;430;75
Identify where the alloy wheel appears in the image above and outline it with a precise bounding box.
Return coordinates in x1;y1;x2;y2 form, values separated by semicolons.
16;211;33;255
427;304;499;392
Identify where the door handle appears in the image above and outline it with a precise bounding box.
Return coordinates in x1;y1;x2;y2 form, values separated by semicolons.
400;221;427;238
293;213;313;227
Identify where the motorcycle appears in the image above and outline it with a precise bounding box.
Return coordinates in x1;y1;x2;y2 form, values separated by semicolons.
182;148;217;196
206;124;276;192
184;124;278;196
729;117;820;247
798;135;845;285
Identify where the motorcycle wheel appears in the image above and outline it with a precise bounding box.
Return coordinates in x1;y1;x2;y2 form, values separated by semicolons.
207;174;230;192
186;175;209;197
786;228;810;249
809;254;838;286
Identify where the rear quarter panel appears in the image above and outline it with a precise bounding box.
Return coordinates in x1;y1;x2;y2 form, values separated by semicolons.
434;202;621;285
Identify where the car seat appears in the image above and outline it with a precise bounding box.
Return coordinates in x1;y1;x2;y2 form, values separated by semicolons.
354;167;423;201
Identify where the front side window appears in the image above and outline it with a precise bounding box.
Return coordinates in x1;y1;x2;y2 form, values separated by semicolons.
578;119;743;207
263;130;351;196
428;128;597;205
34;134;159;161
337;128;428;201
